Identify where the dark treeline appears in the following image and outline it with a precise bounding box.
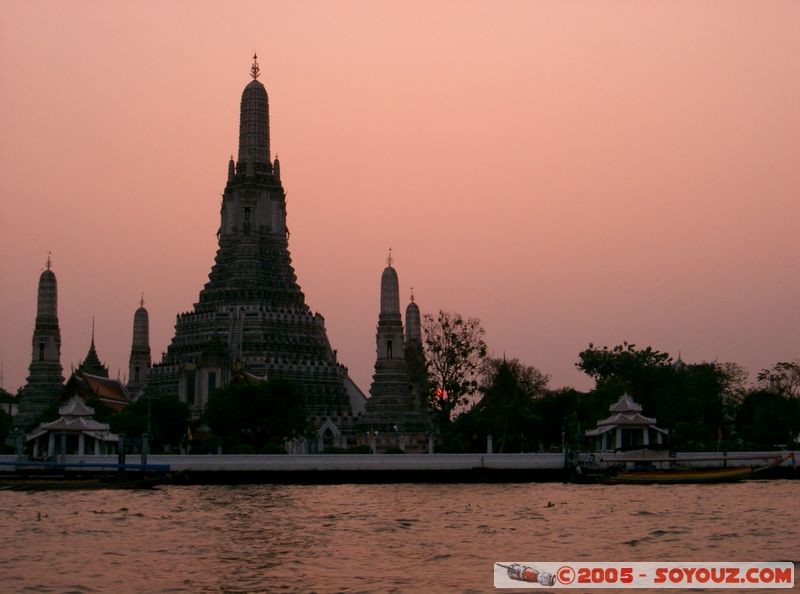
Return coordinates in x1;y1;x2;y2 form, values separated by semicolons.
434;340;800;453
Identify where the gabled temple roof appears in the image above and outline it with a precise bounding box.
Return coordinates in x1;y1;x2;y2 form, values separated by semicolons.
64;370;133;411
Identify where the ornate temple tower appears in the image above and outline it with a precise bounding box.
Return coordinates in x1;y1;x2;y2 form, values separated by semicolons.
17;256;65;427
127;296;151;394
365;253;412;414
147;56;358;432
404;290;428;409
359;254;431;451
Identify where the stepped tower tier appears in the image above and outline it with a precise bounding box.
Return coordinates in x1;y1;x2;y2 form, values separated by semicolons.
148;58;357;430
17;256;65;427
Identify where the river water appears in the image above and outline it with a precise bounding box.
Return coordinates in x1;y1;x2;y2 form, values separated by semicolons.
1;481;798;593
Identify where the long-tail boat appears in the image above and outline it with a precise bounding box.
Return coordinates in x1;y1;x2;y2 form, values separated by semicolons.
598;452;793;485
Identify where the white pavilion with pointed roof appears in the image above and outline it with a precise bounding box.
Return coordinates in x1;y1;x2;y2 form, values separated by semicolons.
26;396;119;458
585;393;668;452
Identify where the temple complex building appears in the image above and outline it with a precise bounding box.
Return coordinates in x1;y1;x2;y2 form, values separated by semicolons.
17;256;65;427
13;59;435;453
147;56;364;445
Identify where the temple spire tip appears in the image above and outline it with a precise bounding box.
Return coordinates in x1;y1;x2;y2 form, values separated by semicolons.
250;53;260;80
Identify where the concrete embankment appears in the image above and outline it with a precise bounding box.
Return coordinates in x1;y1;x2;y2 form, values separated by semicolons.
2;451;796;484
1;453;568;484
167;453;569;484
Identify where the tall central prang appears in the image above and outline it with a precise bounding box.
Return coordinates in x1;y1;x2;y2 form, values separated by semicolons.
148;57;363;438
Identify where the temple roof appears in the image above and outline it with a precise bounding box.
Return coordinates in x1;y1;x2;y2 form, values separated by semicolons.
38;415;110;433
596;411;660;428
59;396;94;417
64;370;133;411
586;393;667;435
609;393;642;413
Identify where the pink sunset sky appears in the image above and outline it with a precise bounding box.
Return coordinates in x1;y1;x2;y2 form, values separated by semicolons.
1;1;798;395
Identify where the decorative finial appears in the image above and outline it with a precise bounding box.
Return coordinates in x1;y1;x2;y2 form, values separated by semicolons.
140;292;145;308
410;287;415;303
250;53;260;80
91;316;95;346
386;248;393;267
46;251;51;270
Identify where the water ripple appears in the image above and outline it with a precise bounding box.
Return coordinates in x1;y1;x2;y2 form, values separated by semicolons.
0;481;798;592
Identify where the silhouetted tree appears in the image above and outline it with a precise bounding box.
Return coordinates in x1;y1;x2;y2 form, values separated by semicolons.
0;408;12;450
530;388;588;451
735;390;800;449
457;358;548;452
204;378;311;451
757;360;800;398
422;311;487;425
109;395;190;451
0;388;13;403
577;342;672;388
479;357;550;398
0;388;14;446
576;343;735;450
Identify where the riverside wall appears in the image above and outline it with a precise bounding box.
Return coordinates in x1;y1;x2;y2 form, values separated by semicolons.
1;453;568;483
1;452;796;484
